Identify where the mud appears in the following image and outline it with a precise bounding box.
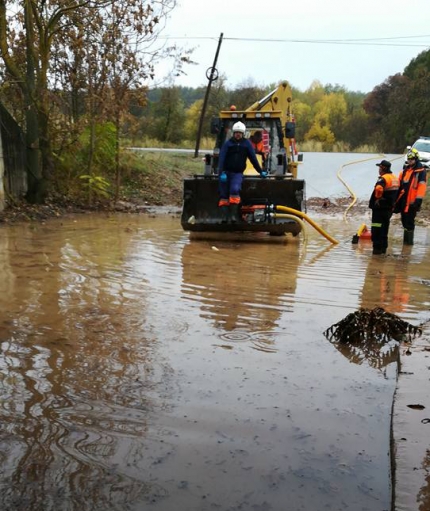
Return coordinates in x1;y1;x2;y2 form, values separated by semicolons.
0;212;429;511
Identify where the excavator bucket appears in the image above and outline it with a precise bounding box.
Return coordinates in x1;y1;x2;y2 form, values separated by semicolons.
181;175;305;235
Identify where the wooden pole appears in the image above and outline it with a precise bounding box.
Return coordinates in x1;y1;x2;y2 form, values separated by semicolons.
194;33;223;158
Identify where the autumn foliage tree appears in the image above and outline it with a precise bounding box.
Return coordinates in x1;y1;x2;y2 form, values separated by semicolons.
58;1;172;200
364;49;430;152
0;0;186;203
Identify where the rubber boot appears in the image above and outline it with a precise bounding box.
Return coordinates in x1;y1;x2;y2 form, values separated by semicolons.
220;205;229;223
372;246;383;255
230;204;241;223
403;229;414;246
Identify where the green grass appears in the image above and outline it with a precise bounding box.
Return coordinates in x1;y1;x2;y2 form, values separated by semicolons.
299;140;379;153
119;150;205;206
122;136;216;151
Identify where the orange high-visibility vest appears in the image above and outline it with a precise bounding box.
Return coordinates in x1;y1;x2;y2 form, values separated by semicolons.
397;165;427;212
251;140;265;154
374;173;400;199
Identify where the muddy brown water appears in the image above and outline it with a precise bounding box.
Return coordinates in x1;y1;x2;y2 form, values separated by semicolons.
0;212;429;511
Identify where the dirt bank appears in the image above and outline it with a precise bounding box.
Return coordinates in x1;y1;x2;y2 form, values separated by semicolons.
1;195;429;225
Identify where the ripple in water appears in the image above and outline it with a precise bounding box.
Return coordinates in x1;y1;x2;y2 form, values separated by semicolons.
216;330;291;353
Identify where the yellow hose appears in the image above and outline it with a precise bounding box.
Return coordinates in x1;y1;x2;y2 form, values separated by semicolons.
338;154;406;220
337;155;384;220
275;205;338;244
271;213;307;243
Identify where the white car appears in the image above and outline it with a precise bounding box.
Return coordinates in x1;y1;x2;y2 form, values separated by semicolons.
405;136;430;167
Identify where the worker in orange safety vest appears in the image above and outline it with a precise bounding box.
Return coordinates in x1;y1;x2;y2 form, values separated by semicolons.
393;148;427;245
250;131;267;167
369;159;400;255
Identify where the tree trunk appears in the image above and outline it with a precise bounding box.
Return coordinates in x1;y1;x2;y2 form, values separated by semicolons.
115;114;120;200
87;119;95;206
24;0;44;204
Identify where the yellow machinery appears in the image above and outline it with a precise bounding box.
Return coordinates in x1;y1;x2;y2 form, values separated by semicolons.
215;81;301;178
181;81;305;235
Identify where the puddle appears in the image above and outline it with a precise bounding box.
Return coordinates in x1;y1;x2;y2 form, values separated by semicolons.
0;213;429;511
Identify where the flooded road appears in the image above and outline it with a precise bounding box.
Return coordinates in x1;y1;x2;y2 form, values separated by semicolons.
298;151;405;200
0;212;429;511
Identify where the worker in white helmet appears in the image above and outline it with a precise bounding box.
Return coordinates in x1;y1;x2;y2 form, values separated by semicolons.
217;121;267;223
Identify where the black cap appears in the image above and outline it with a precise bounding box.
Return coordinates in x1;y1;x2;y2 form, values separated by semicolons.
376;160;391;168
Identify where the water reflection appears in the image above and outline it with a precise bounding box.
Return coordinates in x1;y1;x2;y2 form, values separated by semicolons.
357;227;430;321
324;232;430;373
360;253;410;315
180;237;300;346
0;219;176;511
328;332;400;372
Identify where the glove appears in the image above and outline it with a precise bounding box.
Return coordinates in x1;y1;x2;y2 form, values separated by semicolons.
414;199;422;212
261;171;268;178
219;172;227;183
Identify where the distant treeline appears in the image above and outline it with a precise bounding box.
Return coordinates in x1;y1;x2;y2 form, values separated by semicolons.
138;49;430;154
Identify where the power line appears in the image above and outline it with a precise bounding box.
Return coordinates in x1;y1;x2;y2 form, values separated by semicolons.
227;38;429;47
159;34;430;48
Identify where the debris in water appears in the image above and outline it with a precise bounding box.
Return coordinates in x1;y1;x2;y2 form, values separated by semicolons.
407;404;425;410
324;307;423;370
324;307;422;344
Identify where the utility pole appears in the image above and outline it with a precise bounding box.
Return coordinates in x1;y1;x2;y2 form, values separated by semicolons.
194;32;223;158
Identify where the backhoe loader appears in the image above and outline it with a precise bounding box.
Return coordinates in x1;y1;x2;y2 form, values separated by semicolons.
181;81;305;235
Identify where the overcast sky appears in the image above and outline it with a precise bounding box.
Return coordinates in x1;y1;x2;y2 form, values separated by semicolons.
155;0;430;93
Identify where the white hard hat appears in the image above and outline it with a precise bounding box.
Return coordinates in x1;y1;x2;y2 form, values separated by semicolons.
232;121;246;134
